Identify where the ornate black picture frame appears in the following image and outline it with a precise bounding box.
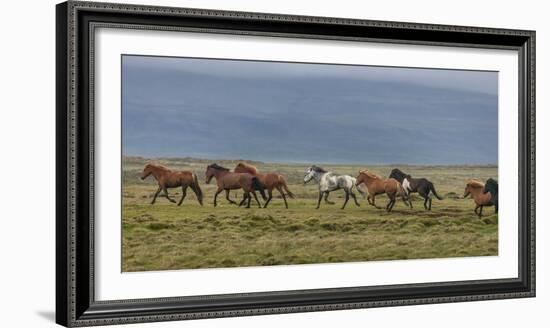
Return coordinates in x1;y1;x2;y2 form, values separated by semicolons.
56;1;535;326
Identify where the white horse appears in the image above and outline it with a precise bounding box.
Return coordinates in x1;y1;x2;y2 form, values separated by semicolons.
303;165;365;209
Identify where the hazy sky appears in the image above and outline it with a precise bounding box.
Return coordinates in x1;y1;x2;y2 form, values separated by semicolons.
122;55;498;165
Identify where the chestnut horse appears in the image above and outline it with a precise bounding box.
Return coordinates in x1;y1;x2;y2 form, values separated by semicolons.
140;163;203;206
355;169;411;212
234;162;295;208
463;179;495;218
205;163;267;208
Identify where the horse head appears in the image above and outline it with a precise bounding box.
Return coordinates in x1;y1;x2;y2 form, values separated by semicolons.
140;164;154;180
389;168;408;183
304;165;325;184
205;164;215;184
205;163;229;184
356;169;373;186
464;179;484;198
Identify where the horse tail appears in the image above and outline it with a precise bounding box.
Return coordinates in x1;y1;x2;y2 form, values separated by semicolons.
191;173;203;205
279;176;295;199
252;177;267;201
429;182;443;200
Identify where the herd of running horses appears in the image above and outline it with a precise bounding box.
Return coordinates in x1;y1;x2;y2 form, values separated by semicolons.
139;162;499;218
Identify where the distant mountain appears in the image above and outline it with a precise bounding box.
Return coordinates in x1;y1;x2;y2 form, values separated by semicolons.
122;58;498;165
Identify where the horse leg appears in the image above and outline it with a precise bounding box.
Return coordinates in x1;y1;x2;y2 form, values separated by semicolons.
401;194;410;208
246;192;252;208
252;191;262;208
386;192;397;212
225;189;237;205
389;195;397;212
386;198;393;212
213;189;223;207
238;194;247;207
428;197;432;210
151;186;162;205
177;186;187;206
263;189;273;208
316;191;323;209
163;188;176;203
403;189;412;208
474;205;480;215
478;205;483;218
373;195;379;208
350;191;360;207
371;194;383;209
324;192;334;205
341;190;350;209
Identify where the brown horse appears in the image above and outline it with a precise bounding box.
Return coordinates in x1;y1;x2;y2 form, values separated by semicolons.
140;163;203;206
463;179;495;218
233;162;295;208
355;169;411;212
205;163;267;208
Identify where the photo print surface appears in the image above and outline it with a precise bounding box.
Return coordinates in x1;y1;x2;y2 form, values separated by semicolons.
122;55;498;272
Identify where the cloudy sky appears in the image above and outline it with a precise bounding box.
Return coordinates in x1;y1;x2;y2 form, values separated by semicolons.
122;55;498;165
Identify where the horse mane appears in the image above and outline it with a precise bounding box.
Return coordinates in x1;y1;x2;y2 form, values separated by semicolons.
359;169;379;179
145;163;170;171
311;165;327;173
235;162;258;174
389;168;408;182
484;178;498;192
467;179;485;188
208;163;229;171
486;178;498;187
390;168;407;176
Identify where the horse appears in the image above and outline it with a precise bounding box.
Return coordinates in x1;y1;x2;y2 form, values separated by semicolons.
463;179;495;218
483;178;499;214
205;163;267;208
140;163;203;206
389;168;443;210
355;169;410;212
234;162;295;208
303;165;365;209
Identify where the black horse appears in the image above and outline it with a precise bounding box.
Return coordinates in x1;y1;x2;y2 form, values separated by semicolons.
389;168;443;210
483;178;499;214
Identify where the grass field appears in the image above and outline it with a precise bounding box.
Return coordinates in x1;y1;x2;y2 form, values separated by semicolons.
122;156;498;272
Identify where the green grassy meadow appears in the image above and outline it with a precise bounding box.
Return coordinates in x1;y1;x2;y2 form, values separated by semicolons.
122;156;498;272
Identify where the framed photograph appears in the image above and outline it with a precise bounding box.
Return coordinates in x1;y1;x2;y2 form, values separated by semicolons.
56;1;535;326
